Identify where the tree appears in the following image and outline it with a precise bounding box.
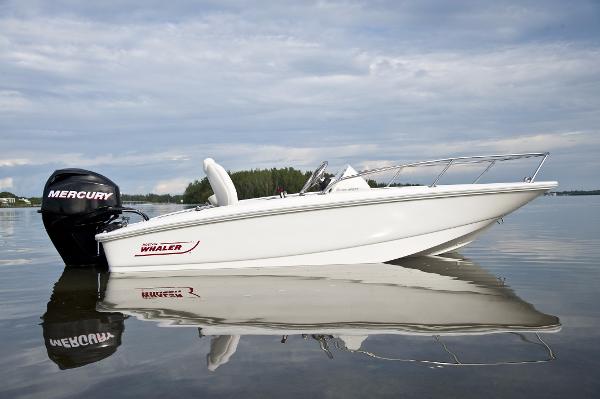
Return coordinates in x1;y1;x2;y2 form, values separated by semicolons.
182;177;214;204
183;167;313;204
182;167;421;204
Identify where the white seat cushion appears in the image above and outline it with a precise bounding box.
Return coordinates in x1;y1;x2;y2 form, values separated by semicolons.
203;158;238;206
207;335;240;371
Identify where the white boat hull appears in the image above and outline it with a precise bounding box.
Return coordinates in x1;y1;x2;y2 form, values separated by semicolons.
97;182;556;272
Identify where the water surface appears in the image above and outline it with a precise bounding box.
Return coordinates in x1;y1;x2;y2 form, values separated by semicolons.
1;197;599;398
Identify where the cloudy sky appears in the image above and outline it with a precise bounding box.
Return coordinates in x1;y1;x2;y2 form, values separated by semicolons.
1;0;599;195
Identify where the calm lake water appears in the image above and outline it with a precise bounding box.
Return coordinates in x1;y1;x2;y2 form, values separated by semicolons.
1;196;599;398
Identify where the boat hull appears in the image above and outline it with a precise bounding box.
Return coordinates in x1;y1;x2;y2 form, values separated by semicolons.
98;182;556;272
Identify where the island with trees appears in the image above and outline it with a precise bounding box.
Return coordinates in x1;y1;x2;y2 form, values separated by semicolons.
181;167;418;204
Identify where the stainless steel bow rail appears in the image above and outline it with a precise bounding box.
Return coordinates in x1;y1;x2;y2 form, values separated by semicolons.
332;332;557;366
325;152;550;191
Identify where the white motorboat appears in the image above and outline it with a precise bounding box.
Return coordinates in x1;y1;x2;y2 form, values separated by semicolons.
40;152;556;272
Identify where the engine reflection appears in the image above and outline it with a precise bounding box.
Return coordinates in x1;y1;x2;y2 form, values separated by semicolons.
41;267;125;369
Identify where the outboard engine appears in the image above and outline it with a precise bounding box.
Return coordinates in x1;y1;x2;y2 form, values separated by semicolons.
40;169;131;267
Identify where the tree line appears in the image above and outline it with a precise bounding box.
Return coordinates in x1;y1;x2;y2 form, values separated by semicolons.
553;190;600;196
121;193;183;203
181;167;420;204
183;167;313;203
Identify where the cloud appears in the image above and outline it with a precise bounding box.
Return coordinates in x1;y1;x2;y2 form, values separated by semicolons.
0;1;599;195
152;178;192;195
0;90;32;112
0;129;597;195
0;158;30;167
0;177;14;190
393;132;597;159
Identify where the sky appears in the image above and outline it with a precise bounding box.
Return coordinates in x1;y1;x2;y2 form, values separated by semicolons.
1;0;599;196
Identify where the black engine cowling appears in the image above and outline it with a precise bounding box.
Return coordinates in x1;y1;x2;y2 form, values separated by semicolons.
41;169;123;267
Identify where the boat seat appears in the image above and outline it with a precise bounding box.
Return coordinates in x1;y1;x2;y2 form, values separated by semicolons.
203;158;238;206
207;335;240;371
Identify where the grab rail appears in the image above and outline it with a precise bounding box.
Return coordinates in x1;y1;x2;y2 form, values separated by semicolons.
334;332;556;366
324;152;549;192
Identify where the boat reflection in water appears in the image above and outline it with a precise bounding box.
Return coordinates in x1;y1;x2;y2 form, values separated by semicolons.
41;268;126;369
95;254;560;370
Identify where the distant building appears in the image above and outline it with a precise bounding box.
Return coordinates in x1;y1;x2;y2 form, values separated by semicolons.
19;198;31;204
0;197;16;205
